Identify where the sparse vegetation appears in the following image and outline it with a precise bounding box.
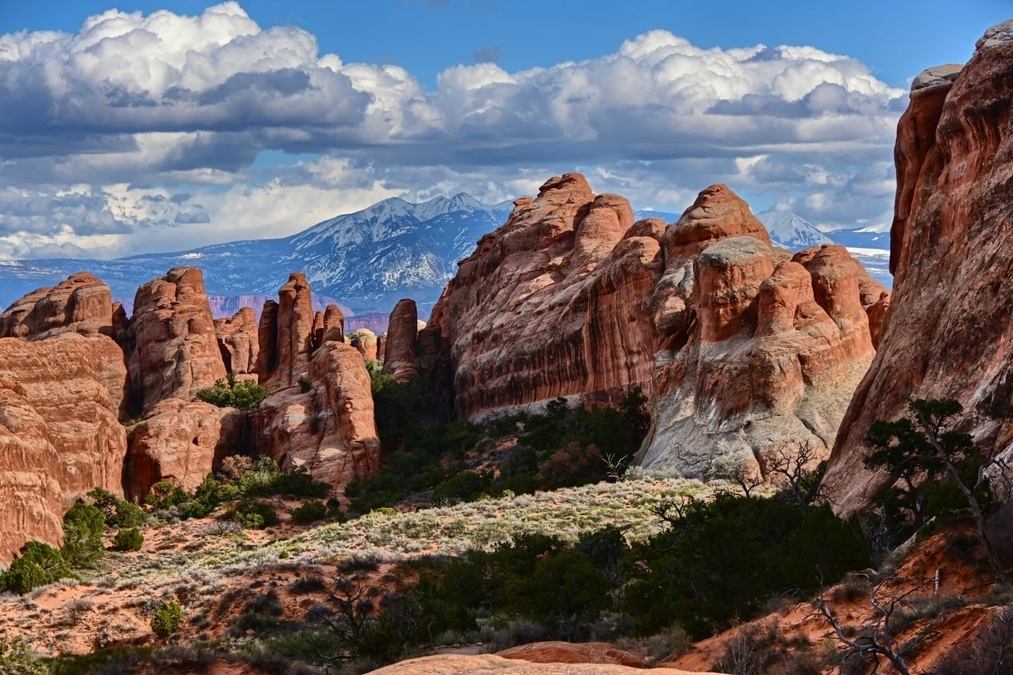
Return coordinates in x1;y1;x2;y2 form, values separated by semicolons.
195;371;268;410
150;600;182;638
61;503;106;568
0;542;73;595
112;528;144;552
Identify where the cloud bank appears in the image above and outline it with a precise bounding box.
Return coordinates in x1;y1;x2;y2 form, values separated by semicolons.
0;2;906;257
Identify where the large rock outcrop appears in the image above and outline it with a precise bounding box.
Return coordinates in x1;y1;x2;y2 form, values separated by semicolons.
824;27;1013;512
255;277;380;491
128;268;228;412
368;654;720;674
382;299;420;382
0;335;127;508
0;379;65;564
421;173;658;419
419;175;886;477
125;399;245;501
214;307;259;378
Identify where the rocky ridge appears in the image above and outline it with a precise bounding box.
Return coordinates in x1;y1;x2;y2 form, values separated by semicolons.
417;174;887;477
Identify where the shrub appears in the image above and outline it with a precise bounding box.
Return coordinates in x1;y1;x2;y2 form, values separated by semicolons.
0;637;49;675
62;502;106;567
0;541;72;594
222;501;279;529
87;487;147;528
291;500;328;524
196;372;268;410
112;528;144;552
151;600;183;638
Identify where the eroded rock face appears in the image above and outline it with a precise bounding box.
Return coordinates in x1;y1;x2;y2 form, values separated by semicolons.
129;268;227;413
0;379;64;564
256;341;380;492
0;334;127;508
420;176;886;477
382;299;420;382
261;273;314;388
214;307;259;378
639;193;886;477
125;399;244;501
350;328;379;361
421;173;659;419
824;33;1013;512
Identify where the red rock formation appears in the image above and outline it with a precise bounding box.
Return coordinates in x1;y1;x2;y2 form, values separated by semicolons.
214;307;259;378
498;642;643;667
421;173;659;419
0;272;113;338
419;175;886;477
382;299;420;381
0;378;64;564
367;654;719;674
0;334;127;507
259;273;314;388
322;304;345;343
825;30;1013;512
256;299;279;379
256;341;380;492
129;268;227;412
125;399;244;500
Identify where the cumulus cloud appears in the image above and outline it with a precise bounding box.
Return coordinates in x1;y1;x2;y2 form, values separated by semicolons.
0;3;907;258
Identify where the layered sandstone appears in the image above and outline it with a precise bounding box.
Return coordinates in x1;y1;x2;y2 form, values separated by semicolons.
419;175;886;477
253;275;380;491
0;379;64;564
128;268;227;412
214;307;259;378
824;28;1013;512
125;399;244;501
0;334;127;507
421;173;659;419
639;183;886;477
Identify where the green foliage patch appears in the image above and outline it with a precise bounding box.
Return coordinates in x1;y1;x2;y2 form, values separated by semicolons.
196;372;268;410
0;541;73;595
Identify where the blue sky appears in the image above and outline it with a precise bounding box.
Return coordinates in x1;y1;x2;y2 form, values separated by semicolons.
0;0;1008;258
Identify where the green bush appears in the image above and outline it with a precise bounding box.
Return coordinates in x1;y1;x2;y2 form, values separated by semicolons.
112;528;144;552
151;600;182;638
222;501;279;529
196;372;268;410
0;637;50;675
291;500;328;524
61;503;106;568
0;541;73;594
87;488;146;528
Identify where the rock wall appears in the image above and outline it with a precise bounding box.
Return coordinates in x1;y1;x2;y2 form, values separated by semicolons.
0;378;65;563
0;335;127;508
214;307;259;378
824;25;1013;512
382;299;420;382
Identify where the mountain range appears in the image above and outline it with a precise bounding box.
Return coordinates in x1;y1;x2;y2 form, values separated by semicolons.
0;195;890;322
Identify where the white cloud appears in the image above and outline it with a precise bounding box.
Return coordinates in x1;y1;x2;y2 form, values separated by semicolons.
0;3;907;258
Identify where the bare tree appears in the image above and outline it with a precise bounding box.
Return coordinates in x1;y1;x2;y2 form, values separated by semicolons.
761;440;828;508
813;578;942;675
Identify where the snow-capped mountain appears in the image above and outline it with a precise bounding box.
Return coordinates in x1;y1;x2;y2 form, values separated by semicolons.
756;210;835;249
0;194;514;317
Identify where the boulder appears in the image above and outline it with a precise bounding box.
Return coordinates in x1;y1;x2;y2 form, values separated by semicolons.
124;399;244;501
350;328;379;361
128;267;227;413
498;642;643;667
367;654;721;674
824;32;1013;512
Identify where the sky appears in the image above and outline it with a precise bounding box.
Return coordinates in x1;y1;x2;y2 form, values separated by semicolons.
0;0;1008;259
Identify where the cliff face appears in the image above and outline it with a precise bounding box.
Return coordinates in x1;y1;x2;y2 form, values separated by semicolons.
421;173;659;419
824;25;1013;512
420;175;886;477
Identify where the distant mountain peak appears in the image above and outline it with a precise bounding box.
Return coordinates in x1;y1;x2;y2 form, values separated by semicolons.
757;210;835;250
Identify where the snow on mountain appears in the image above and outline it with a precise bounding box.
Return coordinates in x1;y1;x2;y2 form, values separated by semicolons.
0;195;514;317
757;210;835;249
